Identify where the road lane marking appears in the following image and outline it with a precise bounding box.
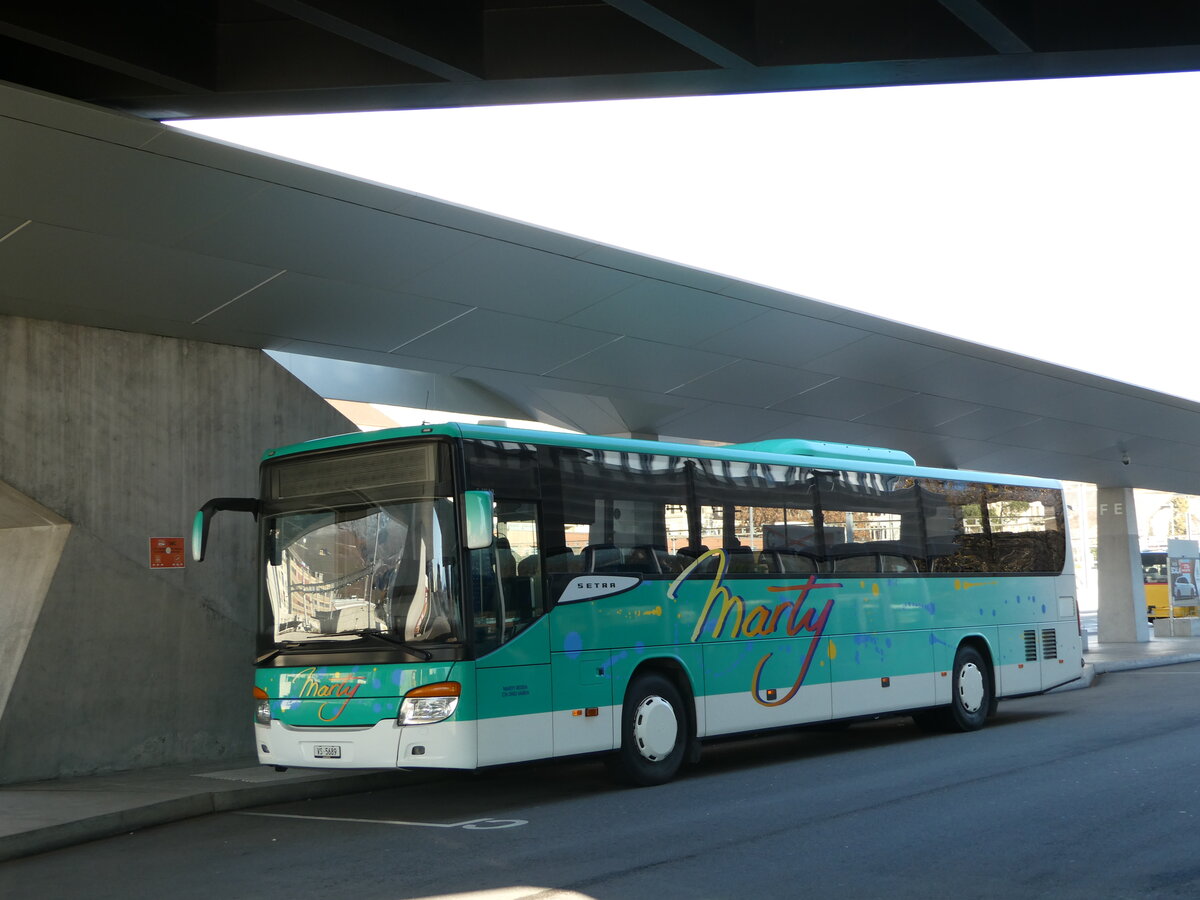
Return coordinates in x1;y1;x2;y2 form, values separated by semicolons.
237;812;528;829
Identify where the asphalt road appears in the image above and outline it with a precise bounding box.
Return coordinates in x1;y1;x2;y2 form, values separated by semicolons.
4;664;1200;900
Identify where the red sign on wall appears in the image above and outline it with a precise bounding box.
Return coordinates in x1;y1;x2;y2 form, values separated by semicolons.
150;537;186;569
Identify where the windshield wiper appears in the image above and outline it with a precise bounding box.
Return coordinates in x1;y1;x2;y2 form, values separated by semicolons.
343;629;433;660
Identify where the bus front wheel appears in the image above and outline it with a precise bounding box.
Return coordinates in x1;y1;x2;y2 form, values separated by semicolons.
610;672;686;786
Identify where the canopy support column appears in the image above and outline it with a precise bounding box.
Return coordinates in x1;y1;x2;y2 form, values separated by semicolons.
1096;486;1149;643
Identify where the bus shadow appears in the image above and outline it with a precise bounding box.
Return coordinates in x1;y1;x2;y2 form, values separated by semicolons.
253;710;1069;825
685;707;1068;778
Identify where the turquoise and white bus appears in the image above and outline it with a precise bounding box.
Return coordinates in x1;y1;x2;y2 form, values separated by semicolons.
194;423;1083;786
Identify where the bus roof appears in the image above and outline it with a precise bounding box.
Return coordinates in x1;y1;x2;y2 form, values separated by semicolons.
263;422;1063;489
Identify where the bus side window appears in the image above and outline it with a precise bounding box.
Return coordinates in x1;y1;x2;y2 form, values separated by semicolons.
471;500;544;650
543;446;687;578
985;486;1065;574
690;460;819;573
815;471;924;573
919;480;987;572
496;500;544;634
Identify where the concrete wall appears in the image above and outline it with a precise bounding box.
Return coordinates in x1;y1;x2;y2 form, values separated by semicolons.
0;315;352;783
0;482;70;728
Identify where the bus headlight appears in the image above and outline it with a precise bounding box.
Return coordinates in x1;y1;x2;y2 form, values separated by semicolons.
399;682;461;725
255;686;272;726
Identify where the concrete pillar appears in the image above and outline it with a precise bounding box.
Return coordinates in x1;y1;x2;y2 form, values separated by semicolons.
1097;486;1150;643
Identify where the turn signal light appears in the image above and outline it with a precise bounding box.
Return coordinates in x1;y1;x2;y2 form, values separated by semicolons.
406;682;461;698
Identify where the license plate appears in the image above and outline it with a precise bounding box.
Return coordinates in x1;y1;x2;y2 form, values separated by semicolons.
312;744;342;759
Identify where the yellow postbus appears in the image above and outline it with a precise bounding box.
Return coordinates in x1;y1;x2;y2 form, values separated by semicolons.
1143;551;1169;619
1143;550;1198;619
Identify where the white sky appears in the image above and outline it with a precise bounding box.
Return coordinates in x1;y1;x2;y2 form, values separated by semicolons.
172;71;1200;402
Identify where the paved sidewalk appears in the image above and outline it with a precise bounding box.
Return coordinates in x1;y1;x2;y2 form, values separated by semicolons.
1083;632;1200;673
4;633;1200;864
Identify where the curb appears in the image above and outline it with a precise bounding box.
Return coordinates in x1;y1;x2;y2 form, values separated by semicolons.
1089;652;1200;675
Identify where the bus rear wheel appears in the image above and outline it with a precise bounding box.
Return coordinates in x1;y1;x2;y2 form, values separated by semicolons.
948;644;992;731
913;644;994;733
610;672;686;786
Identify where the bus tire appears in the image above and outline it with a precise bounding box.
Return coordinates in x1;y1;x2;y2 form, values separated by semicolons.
611;672;686;786
948;644;992;732
913;644;994;733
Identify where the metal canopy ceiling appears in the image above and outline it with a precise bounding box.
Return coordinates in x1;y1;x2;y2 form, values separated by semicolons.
3;2;1200;119
4;81;1200;493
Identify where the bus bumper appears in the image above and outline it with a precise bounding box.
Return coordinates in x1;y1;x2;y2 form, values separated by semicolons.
255;718;478;770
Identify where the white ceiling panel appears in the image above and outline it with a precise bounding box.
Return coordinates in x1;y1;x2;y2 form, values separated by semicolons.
576;246;742;292
1054;384;1200;443
1;117;262;246
669;360;831;407
1104;437;1200;473
0;222;278;324
174;186;480;289
0;214;26;236
564;280;762;347
771;378;917;421
891;354;1024;405
807;333;960;384
548;337;735;393
203;272;474;353
933;405;1044;440
716;281;861;320
697;310;866;367
856;394;983;430
990;418;1131;455
993;373;1102;420
959;448;1066;480
146;128;427;216
395;239;640;320
398;309;619;375
403;205;603;260
8;82;1200;494
1085;392;1191;440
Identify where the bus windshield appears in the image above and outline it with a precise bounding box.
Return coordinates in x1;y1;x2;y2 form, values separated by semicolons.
264;498;462;647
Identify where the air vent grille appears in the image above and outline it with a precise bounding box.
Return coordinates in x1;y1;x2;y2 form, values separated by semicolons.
1023;629;1038;662
1042;628;1058;659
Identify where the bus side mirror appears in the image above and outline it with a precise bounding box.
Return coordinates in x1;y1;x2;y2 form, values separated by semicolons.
463;490;494;551
192;497;259;562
